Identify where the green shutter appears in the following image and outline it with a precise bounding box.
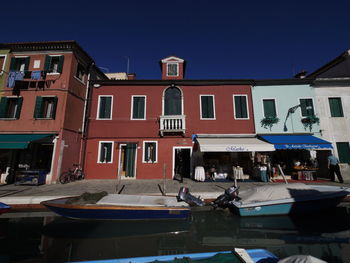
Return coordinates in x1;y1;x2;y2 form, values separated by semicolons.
15;97;23;119
106;143;112;162
125;143;136;177
300;99;307;116
201;96;214;118
0;97;8;118
300;99;314;116
133;97;145;119
329;98;344;117
44;56;52;72
10;58;17;71
24;57;30;71
235;96;247;118
51;97;58;119
263;99;276;117
152;143;156;162
57;56;64;73
34;96;43;118
336;142;350;163
104;97;111;118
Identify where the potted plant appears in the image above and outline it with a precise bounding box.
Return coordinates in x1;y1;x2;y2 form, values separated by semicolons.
301;115;320;131
260;116;279;130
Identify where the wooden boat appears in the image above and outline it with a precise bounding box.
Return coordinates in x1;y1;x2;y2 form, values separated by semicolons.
229;183;350;217
41;193;190;220
0;202;10;215
69;248;278;263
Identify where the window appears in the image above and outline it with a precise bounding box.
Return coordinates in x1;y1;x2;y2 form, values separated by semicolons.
0;97;23;119
143;141;157;163
131;96;146;120
98;142;113;163
263;99;277;117
0;55;6;74
300;98;315;116
34;96;58;119
329;97;344;117
234;95;248;119
75;63;85;82
45;55;64;73
167;63;178;76
200;95;215;119
164;87;182;115
336;142;350;163
97;96;112;120
10;57;29;72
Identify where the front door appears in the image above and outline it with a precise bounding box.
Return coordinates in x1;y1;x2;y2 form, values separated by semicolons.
174;147;191;179
118;143;137;178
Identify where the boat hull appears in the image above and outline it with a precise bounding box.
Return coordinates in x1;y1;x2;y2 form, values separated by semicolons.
42;197;190;220
0;202;10;215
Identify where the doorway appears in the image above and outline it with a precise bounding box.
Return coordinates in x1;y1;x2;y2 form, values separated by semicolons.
118;143;137;179
173;147;191;180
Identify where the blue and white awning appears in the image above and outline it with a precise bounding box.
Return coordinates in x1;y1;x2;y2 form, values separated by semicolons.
259;135;333;150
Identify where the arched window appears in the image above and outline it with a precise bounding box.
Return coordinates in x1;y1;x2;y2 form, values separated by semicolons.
164;87;182;115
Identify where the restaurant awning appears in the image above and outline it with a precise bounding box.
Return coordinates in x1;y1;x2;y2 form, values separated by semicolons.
196;137;275;152
259;135;333;150
0;134;54;149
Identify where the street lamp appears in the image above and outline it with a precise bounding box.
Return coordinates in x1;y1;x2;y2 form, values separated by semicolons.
283;104;301;132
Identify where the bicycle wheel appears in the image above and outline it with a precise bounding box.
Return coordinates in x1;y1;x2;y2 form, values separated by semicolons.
77;170;85;180
59;172;71;184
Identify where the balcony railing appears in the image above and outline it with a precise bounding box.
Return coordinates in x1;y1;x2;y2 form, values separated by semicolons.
159;115;186;136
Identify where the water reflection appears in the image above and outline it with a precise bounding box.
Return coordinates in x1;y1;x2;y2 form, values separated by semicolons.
0;206;350;263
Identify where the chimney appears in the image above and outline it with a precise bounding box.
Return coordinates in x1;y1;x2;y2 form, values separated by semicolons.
160;56;185;80
294;70;307;79
127;73;136;80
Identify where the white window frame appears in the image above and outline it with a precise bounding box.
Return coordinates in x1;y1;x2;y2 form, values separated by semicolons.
0;54;7;75
233;94;249;120
166;63;179;77
298;97;316;117
38;96;57;119
261;98;278;118
142;141;158;163
200;94;216;120
97;95;113;120
14;56;29;72
131;95;146;120
97;141;114;163
47;55;63;75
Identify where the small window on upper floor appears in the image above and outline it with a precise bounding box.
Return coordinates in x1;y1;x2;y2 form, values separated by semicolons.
0;56;6;74
167;63;178;76
10;57;30;72
45;55;64;73
75;63;86;82
132;96;146;120
263;99;277;117
0;97;23;119
97;96;113;120
200;95;215;119
329;97;344;117
300;98;315;117
34;96;58;119
234;95;249;119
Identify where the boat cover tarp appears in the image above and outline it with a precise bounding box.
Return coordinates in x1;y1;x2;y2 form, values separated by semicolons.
278;255;326;263
238;183;318;205
147;253;242;263
97;194;189;208
65;191;108;205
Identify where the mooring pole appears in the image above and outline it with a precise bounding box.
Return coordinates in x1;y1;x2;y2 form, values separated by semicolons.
163;163;166;195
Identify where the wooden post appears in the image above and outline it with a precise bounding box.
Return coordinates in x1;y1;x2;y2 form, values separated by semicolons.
277;164;288;184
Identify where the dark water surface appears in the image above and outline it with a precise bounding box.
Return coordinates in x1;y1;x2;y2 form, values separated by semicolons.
1;206;350;263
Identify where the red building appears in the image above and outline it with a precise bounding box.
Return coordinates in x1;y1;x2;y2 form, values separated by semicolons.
85;56;273;180
0;41;106;184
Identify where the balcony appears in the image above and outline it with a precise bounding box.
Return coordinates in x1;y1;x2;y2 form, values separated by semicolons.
159;115;186;136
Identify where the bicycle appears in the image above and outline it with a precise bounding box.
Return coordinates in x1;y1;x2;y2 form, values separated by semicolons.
59;164;85;184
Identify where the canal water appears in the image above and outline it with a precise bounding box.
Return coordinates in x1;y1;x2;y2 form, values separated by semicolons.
1;206;350;263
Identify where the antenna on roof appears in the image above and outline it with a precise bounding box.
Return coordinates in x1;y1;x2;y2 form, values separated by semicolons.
124;56;130;74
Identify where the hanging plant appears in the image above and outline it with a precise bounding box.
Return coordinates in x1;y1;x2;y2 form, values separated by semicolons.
301;115;320;131
260;116;279;130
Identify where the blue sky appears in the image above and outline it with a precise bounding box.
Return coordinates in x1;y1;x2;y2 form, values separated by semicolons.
2;0;350;79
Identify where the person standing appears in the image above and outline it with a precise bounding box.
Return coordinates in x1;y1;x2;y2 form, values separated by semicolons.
328;152;344;183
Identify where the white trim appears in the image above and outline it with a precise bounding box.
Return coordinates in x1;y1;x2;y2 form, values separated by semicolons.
142;141;158;163
131;95;146;120
13;56;29;58
97;95;113;120
0;54;7;75
166;63;179;77
200;94;216;120
233;94;250;120
261;98;278;118
117;143;138;179
97;141;114;163
161;56;184;63
298;97;316;117
172;146;192;179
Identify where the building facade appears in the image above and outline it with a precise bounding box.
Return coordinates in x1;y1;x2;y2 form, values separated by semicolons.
0;41;106;184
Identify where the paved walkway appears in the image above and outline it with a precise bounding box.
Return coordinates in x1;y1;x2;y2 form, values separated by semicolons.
0;177;349;206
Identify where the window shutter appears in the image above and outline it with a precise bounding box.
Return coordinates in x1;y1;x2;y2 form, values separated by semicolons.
201;96;213;118
336;142;350;163
10;58;16;71
263;100;276;117
51;97;58;119
235;96;247;118
34;96;43;118
99;144;105;162
106;143;112;162
152;143;156;162
44;56;52;72
15;97;23;119
24;57;30;71
57;56;64;73
329;98;343;117
0;97;8;118
104;97;111;118
300;99;307;116
133;97;145;119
